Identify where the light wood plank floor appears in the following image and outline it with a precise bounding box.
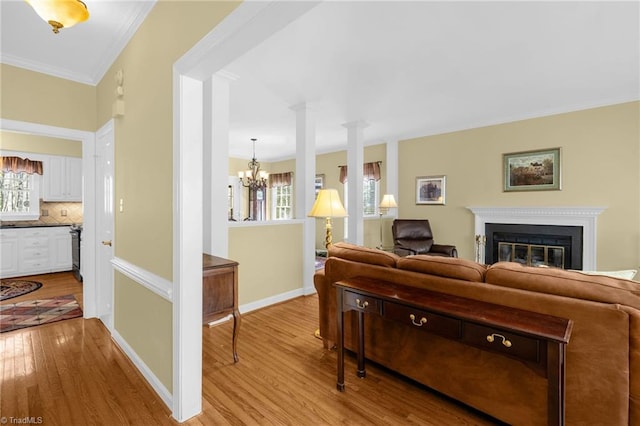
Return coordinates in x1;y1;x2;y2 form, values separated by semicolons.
1;273;502;425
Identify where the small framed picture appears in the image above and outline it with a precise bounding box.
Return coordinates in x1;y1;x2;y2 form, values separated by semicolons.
416;175;446;205
503;148;561;192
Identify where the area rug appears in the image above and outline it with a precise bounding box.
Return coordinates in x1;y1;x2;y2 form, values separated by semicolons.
0;279;43;301
0;294;83;333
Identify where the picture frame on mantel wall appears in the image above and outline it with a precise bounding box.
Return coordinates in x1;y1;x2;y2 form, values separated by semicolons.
416;175;446;205
503;148;561;192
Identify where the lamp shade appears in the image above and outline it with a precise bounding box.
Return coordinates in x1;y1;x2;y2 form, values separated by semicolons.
308;189;347;218
379;194;398;209
26;0;90;33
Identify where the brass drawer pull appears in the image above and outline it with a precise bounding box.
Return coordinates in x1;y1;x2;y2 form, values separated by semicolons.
355;298;369;309
486;333;512;348
409;314;427;327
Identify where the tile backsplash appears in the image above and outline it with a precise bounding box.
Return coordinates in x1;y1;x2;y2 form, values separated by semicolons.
1;200;83;226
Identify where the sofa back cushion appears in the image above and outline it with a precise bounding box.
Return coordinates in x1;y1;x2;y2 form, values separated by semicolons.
486;262;640;309
397;255;487;282
328;242;399;268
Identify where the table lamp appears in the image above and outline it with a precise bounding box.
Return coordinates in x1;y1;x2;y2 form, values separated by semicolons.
378;194;397;249
308;189;348;249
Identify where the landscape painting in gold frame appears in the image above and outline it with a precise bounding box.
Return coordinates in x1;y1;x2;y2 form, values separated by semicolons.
503;148;561;192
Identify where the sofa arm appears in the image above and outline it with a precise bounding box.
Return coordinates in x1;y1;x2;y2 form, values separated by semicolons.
430;244;458;257
313;269;337;349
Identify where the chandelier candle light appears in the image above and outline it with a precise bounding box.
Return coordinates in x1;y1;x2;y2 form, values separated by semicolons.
378;194;397;249
26;0;90;34
308;189;348;249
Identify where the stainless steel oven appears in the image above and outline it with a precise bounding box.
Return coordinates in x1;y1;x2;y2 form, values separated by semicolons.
70;224;82;281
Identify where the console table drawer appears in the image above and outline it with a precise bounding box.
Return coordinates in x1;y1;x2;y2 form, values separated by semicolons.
463;323;541;363
384;302;461;339
344;291;381;314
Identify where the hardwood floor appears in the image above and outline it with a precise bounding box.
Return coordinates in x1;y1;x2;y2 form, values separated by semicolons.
1;273;502;425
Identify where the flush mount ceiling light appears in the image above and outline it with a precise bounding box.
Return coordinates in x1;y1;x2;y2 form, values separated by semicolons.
25;0;90;34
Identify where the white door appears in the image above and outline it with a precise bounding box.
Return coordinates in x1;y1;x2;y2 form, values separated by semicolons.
96;121;115;330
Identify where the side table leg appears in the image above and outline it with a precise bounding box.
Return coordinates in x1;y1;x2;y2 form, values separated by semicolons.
232;309;241;363
336;287;345;391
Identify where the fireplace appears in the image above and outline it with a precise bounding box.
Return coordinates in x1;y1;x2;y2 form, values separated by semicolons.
485;223;583;269
468;206;605;270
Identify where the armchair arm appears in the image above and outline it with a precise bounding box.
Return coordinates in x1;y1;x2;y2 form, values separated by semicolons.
430;244;458;257
393;245;417;257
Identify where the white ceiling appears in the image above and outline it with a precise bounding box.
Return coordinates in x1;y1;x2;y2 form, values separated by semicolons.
2;1;639;161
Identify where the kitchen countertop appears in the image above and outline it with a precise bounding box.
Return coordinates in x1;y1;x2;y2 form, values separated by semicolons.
0;223;78;229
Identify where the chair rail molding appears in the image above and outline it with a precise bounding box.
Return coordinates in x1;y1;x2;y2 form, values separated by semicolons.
467;206;606;270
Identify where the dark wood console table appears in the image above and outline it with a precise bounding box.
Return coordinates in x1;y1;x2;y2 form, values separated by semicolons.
335;276;573;426
203;253;240;362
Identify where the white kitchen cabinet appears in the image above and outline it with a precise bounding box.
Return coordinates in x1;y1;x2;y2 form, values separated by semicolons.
0;229;19;277
43;156;82;202
0;226;72;278
50;227;72;270
18;228;52;275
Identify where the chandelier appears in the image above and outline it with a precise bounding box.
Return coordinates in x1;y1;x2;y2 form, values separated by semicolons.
238;138;268;189
26;0;90;34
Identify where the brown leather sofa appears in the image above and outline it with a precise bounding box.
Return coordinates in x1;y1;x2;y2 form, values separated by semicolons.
314;242;640;425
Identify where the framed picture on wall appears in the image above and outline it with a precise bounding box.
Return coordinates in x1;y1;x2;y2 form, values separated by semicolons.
503;148;561;192
416;175;446;205
315;174;325;198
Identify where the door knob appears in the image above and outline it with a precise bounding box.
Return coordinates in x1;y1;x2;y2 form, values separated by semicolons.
101;240;112;246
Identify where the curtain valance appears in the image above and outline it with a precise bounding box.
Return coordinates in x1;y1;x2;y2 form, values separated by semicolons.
338;161;381;184
0;156;43;175
269;172;293;187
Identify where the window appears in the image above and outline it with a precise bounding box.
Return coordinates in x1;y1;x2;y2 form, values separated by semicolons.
272;184;293;219
269;172;294;220
343;179;380;217
0;171;40;220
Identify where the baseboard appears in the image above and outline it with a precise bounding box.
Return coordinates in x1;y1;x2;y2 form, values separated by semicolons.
111;329;173;410
239;287;305;314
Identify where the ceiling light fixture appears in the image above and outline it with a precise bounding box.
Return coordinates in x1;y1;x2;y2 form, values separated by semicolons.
238;138;268;190
25;0;90;34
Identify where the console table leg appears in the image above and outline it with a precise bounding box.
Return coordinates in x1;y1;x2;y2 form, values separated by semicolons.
357;310;366;378
232;309;241;363
547;342;566;426
336;288;345;391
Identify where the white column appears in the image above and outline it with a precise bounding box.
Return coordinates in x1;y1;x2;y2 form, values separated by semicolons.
203;72;235;257
343;120;368;246
172;72;203;422
291;102;317;294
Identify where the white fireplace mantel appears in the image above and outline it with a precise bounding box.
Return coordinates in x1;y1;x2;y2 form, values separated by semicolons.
467;206;606;270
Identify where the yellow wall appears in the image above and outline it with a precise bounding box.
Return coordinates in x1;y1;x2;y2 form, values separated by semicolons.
398;102;640;270
97;1;240;280
0;130;82;157
0;64;96;131
229;223;303;305
94;1;240;393
114;272;173;391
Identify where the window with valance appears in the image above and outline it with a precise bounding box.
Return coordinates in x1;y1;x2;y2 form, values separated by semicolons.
269;172;293;219
0;156;43;220
338;161;381;184
338;161;382;217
